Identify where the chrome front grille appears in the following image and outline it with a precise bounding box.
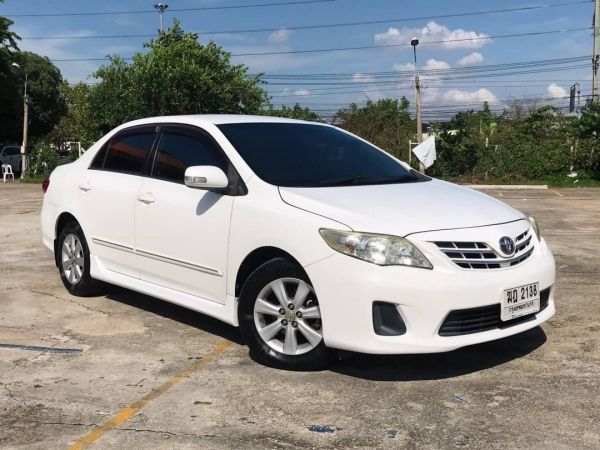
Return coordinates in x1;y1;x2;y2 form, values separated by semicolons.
433;229;534;269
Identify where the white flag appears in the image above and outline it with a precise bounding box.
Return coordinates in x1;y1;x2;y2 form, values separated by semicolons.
412;136;436;169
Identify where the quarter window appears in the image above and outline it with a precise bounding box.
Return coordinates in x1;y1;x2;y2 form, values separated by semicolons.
103;132;155;174
152;130;227;183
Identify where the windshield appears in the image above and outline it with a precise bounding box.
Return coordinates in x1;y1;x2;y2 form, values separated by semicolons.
217;123;426;188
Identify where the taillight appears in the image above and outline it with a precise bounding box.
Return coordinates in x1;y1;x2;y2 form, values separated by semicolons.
42;178;50;193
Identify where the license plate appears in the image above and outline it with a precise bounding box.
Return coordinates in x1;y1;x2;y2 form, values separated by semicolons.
501;282;540;321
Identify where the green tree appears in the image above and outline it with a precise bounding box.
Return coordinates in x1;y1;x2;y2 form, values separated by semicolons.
263;103;321;121
0;4;21;143
333;98;413;160
578;99;600;171
90;20;268;130
1;51;67;143
50;82;101;148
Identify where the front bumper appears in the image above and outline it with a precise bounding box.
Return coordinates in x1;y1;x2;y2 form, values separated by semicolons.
305;223;555;354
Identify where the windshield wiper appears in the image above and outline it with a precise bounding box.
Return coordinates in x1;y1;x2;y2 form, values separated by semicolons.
317;175;415;187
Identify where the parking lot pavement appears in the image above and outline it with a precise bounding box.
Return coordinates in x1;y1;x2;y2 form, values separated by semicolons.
1;183;599;450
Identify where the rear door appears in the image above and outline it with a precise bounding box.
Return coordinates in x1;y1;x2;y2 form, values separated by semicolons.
80;126;157;278
134;125;234;303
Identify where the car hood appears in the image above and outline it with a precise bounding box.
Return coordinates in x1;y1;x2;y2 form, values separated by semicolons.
279;179;525;236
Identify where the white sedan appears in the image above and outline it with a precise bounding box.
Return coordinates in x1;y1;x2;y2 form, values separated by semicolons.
41;115;555;370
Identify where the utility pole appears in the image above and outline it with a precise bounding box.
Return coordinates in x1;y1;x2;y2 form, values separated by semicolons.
411;37;425;172
11;62;28;179
593;0;600;99
154;3;169;32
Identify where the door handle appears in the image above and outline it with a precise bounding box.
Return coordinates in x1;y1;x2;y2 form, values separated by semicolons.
137;192;155;204
78;182;92;192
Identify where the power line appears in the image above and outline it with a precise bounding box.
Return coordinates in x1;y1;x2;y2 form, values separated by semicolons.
260;56;589;79
231;27;592;56
264;64;590;87
4;0;339;18
47;27;592;63
18;1;592;39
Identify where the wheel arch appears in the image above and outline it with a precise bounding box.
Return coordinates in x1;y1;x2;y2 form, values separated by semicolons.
53;212;81;267
234;246;306;297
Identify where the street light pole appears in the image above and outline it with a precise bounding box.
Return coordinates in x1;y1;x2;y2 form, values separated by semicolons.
154;3;169;32
12;62;29;179
411;37;425;172
593;0;600;99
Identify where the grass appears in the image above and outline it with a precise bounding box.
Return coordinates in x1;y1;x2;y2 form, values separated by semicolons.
449;171;600;188
20;174;49;184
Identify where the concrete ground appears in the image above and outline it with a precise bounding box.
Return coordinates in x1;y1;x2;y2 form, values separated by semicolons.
0;183;599;450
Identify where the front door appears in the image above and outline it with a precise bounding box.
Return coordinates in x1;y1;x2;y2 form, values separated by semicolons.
134;125;234;304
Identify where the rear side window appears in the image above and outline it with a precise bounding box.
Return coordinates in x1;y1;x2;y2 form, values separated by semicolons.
152;130;227;183
3;147;20;156
103;132;155;174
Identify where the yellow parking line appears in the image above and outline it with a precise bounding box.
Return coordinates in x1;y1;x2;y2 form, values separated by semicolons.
68;340;232;450
549;188;563;197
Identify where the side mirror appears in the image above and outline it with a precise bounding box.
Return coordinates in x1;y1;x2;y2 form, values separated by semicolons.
184;166;229;189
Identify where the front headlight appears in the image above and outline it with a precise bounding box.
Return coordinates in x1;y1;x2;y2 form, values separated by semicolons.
528;215;541;240
319;229;433;269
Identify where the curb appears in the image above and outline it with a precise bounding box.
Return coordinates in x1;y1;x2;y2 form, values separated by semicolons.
462;185;548;190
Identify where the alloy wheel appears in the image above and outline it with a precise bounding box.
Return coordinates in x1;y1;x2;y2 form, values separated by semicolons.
253;277;323;356
61;233;84;285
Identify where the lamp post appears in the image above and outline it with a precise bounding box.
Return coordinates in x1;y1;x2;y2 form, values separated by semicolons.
154;3;169;32
410;37;425;172
11;62;28;179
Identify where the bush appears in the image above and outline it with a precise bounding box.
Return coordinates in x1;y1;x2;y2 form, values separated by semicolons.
28;141;72;175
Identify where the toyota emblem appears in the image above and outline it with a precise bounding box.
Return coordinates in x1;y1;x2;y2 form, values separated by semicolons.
499;236;516;256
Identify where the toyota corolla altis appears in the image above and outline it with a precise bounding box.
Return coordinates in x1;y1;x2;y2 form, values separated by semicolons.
41;115;555;370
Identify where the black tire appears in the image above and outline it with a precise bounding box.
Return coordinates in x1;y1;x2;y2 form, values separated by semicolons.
57;221;103;297
238;258;331;370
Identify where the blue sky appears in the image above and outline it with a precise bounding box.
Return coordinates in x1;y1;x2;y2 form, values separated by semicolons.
2;0;593;119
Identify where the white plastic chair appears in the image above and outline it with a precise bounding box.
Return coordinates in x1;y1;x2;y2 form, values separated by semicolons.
2;164;15;183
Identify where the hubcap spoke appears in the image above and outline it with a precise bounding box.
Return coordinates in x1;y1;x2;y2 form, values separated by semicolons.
74;264;83;281
300;306;321;320
292;281;311;309
298;321;323;347
270;279;289;307
255;299;281;317
283;327;298;354
258;320;283;342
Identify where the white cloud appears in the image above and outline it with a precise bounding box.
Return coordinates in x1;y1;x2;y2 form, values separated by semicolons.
375;21;491;50
294;89;311;96
457;52;484;66
352;72;376;83
444;88;499;104
268;28;290;44
424;58;450;70
547;83;568;99
393;62;415;72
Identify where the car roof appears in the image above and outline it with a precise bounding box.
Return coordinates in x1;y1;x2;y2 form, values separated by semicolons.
117;114;329;129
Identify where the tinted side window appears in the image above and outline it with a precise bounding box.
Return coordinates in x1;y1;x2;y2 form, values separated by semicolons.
104;132;155;174
4;147;20;156
152;131;227;183
89;145;107;169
